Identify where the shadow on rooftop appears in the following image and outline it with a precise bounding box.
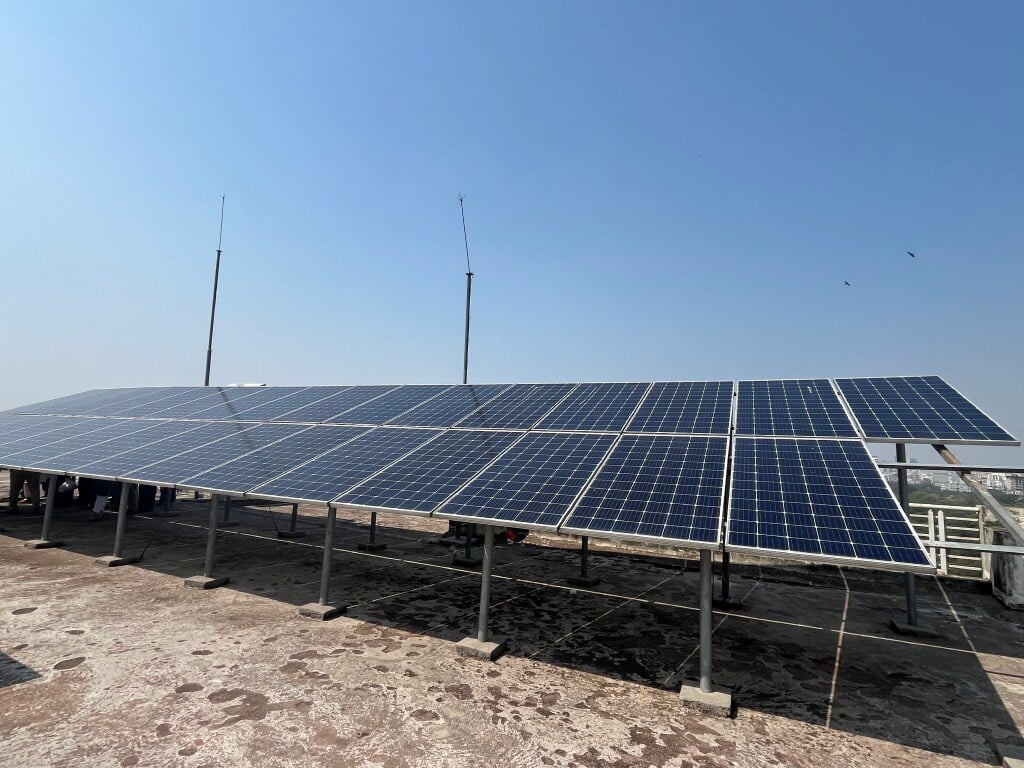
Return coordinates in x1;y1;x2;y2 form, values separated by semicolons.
0;651;41;690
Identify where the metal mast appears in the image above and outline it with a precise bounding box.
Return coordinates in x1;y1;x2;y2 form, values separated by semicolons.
204;195;226;387
459;194;474;385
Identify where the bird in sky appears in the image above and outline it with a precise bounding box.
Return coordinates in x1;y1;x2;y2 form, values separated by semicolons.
907;251;916;258
844;280;851;287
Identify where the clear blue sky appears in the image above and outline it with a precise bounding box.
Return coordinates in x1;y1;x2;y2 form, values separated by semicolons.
2;2;1022;463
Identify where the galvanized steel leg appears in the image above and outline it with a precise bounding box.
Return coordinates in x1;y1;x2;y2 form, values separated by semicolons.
26;475;64;549
290;503;299;532
183;494;228;588
358;507;386;551
298;505;344;619
96;482;139;566
889;443;936;636
477;526;495;643
568;535;601;587
699;549;713;693
721;552;731;602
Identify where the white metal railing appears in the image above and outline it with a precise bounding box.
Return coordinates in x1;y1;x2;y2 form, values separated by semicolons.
908;502;985;579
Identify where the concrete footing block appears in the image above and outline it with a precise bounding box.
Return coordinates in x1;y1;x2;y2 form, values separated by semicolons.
183;575;229;590
24;539;64;550
357;541;387;552
95;555;140;567
568;574;601;587
453;556;482;568
889;618;940;638
277;530;306;539
679;681;734;718
298;602;345;620
455;636;508;661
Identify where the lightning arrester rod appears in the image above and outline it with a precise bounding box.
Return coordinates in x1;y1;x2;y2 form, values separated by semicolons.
459;194;473;385
204;195;226;387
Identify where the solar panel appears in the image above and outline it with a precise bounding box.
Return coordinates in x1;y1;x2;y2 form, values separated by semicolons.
626;381;733;435
270;385;399;423
229;387;349;421
436;431;617;528
561;435;727;546
2;389;118;416
337;429;522;512
0;418;117;463
122;423;307;484
835;376;1019;445
144;387;271;419
454;383;577;430
535;383;651;432
328;385;453;425
70;388;185;416
182;387;310;421
0;415;84;447
736;379;857;438
4;419;177;471
726;437;932;571
108;388;215;418
250;427;441;502
387;384;513;427
180;425;370;495
70;421;243;480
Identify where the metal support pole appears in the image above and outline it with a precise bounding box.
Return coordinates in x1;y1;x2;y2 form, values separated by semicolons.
290;503;299;532
368;509;378;544
477;526;495;643
895;444;919;626
463;271;473;384
204;196;226;387
699;549;713;693
580;535;590;578
112;483;130;558
318;505;337;606
203;495;219;578
465;523;474;558
39;475;58;542
721;552;731;603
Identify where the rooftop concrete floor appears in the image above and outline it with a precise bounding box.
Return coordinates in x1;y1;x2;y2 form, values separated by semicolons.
2;491;1023;767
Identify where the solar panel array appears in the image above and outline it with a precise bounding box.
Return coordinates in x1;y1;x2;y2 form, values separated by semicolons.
2;376;1012;572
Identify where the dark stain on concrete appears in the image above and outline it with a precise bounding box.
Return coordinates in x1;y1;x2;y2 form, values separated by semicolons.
12;607;36;615
175;682;204;693
53;657;85;670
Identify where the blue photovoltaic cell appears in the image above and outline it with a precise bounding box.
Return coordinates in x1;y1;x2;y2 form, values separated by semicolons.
108;388;214;418
0;415;83;447
437;432;616;527
535;382;650;432
124;423;306;484
835;376;1018;444
563;435;727;544
386;384;512;427
2;389;118;416
271;386;398;423
4;419;176;471
0;418;115;464
454;383;577;430
337;429;522;511
726;437;932;569
69;388;184;416
626;381;733;435
736;379;857;438
183;387;310;421
71;422;242;479
144;388;271;419
329;385;452;425
229;387;348;422
250;427;440;502
181;425;370;495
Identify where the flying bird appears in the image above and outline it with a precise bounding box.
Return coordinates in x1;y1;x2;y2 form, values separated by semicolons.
844;280;851;287
907;251;916;258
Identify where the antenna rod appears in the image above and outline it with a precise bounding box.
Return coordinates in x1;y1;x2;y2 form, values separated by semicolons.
459;194;473;385
204;195;226;387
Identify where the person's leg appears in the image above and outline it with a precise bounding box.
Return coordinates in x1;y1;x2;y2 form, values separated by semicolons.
26;473;41;512
8;469;25;511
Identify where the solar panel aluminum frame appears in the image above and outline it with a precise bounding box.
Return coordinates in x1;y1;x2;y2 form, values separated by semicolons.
556;434;731;550
723;436;936;574
833;376;1021;446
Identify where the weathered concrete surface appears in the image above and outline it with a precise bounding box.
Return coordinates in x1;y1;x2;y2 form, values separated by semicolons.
2;493;1024;767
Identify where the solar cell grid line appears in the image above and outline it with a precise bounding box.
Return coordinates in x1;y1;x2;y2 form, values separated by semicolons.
270;385;399;423
336;429;523;513
725;437;933;572
122;422;308;485
435;431;618;528
385;383;514;428
0;415;84;448
834;376;1019;445
249;426;442;503
453;383;579;430
736;379;858;438
535;382;652;432
560;435;729;547
229;386;348;422
106;387;218;418
328;385;454;425
179;425;371;496
69;421;243;480
0;417;121;464
4;418;182;472
625;381;734;435
143;387;273;419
